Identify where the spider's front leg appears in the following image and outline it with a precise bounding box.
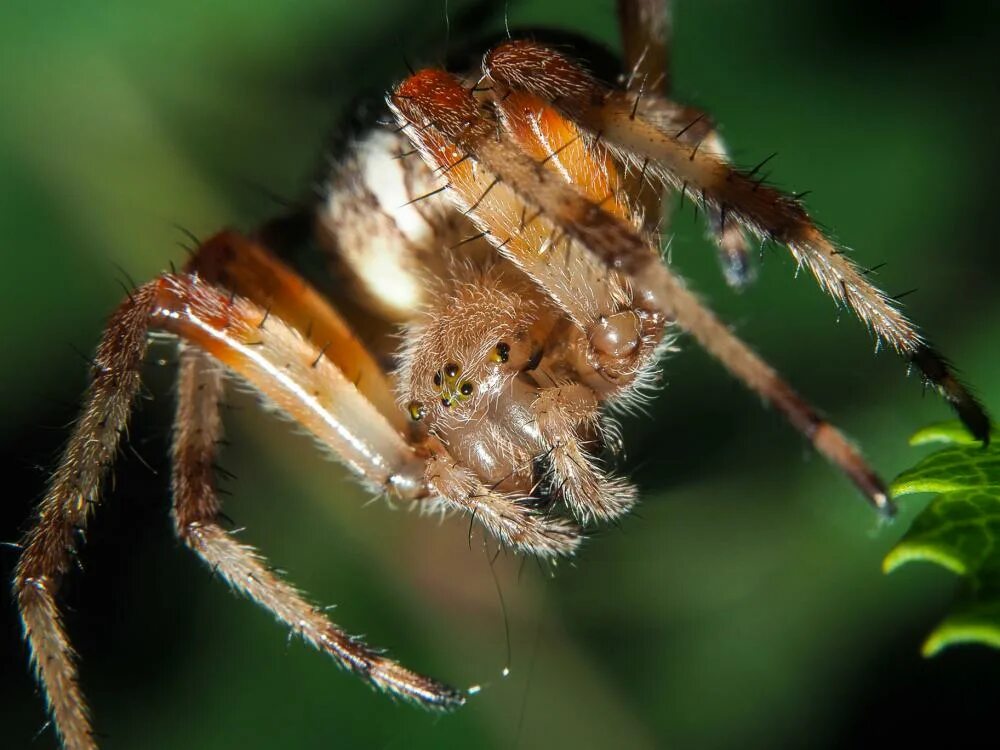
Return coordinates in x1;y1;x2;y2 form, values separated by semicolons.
14;251;445;750
483;40;989;442
389;66;891;513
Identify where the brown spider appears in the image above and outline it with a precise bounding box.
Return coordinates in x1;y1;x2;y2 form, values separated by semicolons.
14;1;990;748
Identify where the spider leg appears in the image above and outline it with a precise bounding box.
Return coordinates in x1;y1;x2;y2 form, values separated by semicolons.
14;236;452;748
171;345;464;707
652;103;756;288
617;0;671;95
389;71;890;512
481;40;990;443
184;232;579;556
148;271;429;497
619;0;757;287
616;0;677;236
647;261;892;511
183;230;402;428
617;2;760;285
532;384;637;524
14;286;156;750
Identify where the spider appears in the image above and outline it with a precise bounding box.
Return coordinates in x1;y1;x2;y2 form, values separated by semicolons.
14;1;990;748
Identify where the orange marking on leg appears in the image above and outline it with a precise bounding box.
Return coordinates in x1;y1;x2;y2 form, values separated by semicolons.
393;69;491;142
185;231;402;428
493;91;632;223
151;275;425;495
390;94;633;331
392;69;653;273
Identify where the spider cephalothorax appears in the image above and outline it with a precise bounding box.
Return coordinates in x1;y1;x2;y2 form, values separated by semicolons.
15;2;989;749
397;262;638;519
399;266;544;427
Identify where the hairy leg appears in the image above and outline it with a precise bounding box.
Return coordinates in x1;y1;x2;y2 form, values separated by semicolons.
171;346;464;706
14;286;157;750
617;0;674;234
652;101;756;287
532;384;637;524
481;40;989;441
183;230;403;429
13;237;435;748
149;272;428;497
616;0;753;284
389;68;890;511
639;260;893;513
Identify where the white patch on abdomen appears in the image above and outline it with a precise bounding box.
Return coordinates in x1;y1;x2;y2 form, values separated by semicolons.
317;124;492;321
357;129;442;247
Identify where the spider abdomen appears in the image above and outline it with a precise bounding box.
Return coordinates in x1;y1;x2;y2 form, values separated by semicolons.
316;127;490;322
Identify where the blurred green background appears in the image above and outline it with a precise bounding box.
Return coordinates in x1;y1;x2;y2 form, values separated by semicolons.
2;1;999;748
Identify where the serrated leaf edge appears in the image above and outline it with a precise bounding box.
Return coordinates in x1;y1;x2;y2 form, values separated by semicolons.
923;621;1000;657
887;422;1000;659
882;542;967;577
890;477;973;497
907;421;993;448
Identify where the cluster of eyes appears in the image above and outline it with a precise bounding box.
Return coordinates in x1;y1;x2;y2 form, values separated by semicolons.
408;341;510;421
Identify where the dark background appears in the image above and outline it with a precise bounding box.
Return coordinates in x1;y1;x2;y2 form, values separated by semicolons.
2;1;999;748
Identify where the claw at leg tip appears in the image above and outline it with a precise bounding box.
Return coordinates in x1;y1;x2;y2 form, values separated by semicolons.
875;492;896;520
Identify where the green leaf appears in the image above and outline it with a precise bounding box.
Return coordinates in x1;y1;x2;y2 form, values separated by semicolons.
884;421;1000;655
907;420;997;448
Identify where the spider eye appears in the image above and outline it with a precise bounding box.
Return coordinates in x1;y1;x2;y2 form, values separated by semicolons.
440;397;451;408
492;341;510;363
407;400;426;421
433;371;442;387
459;381;474;396
443;362;460;379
